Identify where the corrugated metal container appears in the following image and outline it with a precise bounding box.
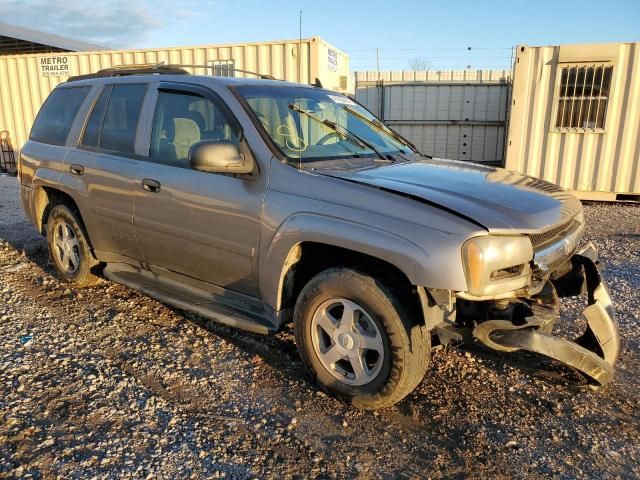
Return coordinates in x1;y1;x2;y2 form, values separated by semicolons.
390;123;505;163
355;70;511;163
0;36;349;151
355;69;511;83
505;42;640;199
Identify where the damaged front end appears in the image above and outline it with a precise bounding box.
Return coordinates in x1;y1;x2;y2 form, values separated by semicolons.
432;243;620;386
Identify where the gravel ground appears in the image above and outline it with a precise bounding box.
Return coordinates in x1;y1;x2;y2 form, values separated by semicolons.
0;173;639;479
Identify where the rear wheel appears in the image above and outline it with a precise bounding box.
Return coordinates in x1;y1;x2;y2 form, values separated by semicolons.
46;204;101;287
294;268;431;409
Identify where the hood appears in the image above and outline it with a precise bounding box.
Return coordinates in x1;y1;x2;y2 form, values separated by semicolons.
323;158;582;232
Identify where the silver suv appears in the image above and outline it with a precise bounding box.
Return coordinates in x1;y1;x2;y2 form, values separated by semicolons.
18;66;619;408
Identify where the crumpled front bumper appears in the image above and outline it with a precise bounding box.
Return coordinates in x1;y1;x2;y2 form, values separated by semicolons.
472;242;620;385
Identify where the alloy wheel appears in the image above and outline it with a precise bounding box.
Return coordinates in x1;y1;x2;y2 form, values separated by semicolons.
52;220;80;274
310;298;385;386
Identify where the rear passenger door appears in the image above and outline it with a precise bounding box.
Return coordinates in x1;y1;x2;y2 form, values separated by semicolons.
64;83;148;261
133;83;265;298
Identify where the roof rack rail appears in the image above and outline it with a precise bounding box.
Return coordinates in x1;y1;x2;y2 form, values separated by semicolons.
67;61;279;83
67;63;190;82
163;64;277;80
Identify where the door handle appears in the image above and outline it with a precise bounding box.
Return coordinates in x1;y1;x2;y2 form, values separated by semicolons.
141;178;161;193
70;164;84;176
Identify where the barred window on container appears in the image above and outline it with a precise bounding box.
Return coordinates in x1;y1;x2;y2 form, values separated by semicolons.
555;65;613;131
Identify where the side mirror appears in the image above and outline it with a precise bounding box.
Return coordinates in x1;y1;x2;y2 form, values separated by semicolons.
189;141;254;174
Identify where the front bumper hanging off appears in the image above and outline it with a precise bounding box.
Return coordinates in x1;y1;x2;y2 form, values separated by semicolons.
472;243;620;386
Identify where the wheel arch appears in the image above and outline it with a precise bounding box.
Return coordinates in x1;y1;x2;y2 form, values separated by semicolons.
35;186;73;232
261;214;434;327
34;185;95;254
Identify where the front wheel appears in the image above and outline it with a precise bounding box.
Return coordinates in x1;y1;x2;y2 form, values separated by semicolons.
294;268;431;409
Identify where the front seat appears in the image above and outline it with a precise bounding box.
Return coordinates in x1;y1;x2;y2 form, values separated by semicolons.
172;117;201;161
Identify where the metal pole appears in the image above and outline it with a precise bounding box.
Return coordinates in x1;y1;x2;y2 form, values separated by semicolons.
380;79;385;121
298;10;302;84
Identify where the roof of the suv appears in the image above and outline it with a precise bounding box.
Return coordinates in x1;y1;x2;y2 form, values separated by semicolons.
63;73;316;90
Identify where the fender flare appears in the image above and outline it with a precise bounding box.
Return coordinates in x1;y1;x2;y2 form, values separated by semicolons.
31;168;89;234
260;212;432;311
30;168;63;233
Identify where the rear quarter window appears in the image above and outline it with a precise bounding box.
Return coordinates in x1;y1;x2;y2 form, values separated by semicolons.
30;86;90;145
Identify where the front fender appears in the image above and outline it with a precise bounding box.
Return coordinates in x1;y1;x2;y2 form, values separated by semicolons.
260;212;458;311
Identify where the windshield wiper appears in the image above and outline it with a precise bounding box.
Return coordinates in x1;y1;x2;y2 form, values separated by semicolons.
288;104;391;161
341;105;419;154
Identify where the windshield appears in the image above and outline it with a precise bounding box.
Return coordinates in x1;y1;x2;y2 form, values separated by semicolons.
235;86;414;164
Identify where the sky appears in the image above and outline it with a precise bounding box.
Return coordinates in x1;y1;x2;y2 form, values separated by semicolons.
1;0;639;71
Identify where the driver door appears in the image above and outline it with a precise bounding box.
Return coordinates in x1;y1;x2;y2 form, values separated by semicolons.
133;83;265;297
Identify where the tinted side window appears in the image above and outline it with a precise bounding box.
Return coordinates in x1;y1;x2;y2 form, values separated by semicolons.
99;84;147;154
30;87;90;145
149;91;240;167
81;86;111;148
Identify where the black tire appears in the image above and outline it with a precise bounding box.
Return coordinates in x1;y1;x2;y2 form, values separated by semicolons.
46;204;101;287
294;268;431;409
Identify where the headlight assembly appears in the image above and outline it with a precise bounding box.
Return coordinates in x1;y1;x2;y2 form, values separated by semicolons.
462;235;534;297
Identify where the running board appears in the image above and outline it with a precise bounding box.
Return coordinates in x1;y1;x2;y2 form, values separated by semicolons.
103;263;277;335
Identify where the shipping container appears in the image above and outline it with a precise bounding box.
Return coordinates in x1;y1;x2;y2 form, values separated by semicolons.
355;69;511;83
0;36;349;151
355;70;511;163
505;42;640;199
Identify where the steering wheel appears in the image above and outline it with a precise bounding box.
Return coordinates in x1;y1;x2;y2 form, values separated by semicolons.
317;132;342;145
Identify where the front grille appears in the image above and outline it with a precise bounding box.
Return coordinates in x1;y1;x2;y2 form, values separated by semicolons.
529;219;580;251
